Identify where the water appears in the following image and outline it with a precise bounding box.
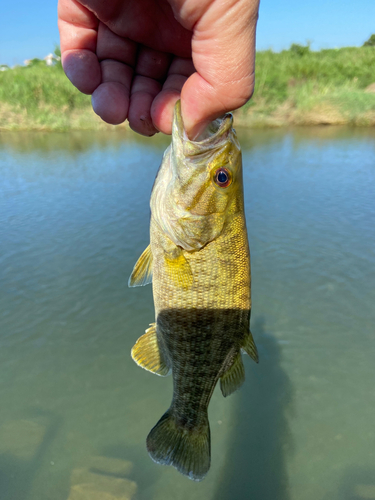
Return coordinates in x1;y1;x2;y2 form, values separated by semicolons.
0;126;374;500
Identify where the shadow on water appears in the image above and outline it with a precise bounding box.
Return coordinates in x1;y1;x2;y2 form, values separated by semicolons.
214;316;294;500
335;467;375;500
0;409;62;500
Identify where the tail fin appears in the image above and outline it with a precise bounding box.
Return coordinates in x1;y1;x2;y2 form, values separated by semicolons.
146;409;210;481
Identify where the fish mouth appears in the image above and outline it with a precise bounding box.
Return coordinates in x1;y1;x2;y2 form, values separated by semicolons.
173;100;234;157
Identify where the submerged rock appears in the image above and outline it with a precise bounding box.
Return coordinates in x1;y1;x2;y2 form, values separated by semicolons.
0;419;46;460
355;484;375;499
68;460;137;500
87;455;133;476
68;483;135;500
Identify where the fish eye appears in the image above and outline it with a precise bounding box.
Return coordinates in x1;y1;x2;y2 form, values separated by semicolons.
214;168;232;188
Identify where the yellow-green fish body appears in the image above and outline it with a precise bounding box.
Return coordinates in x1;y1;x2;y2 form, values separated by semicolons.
129;101;258;481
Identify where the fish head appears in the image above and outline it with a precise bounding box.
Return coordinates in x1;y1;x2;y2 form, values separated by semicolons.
151;101;244;251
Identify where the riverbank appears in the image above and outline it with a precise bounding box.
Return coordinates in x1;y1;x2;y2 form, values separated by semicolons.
1;45;375;131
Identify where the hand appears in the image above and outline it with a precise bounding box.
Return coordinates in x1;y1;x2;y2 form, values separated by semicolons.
58;0;260;138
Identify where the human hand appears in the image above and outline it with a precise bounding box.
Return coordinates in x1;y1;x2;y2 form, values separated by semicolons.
58;0;260;138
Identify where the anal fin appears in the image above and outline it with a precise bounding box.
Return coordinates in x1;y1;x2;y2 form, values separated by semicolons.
128;244;153;287
220;353;245;397
131;323;170;376
242;330;259;363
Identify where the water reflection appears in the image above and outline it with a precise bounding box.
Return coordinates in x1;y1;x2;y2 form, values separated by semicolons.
215;317;293;500
237;124;375;150
0;129;170;156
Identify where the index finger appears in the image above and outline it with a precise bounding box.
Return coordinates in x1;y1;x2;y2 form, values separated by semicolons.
58;0;101;94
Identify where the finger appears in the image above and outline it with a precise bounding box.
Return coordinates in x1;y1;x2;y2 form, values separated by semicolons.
58;0;98;52
128;76;162;136
181;69;255;140
58;0;101;94
91;23;138;124
96;23;137;66
62;50;101;95
91;61;133;124
151;75;186;134
180;0;260;138
128;46;173;135
151;57;195;134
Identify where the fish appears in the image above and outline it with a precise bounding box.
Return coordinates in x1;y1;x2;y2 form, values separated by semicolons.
128;100;258;481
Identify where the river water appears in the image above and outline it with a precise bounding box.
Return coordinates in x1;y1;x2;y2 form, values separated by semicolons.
0;126;374;500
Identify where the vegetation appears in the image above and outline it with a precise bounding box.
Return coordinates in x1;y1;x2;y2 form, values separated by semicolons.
1;43;375;131
0;55;102;131
363;34;375;47
236;42;375;127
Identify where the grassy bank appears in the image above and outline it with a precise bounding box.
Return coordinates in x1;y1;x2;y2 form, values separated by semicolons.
236;45;375;127
0;62;110;131
1;45;375;131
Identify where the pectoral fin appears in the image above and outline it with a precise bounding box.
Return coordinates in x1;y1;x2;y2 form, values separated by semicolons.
164;249;193;290
131;323;170;376
242;330;259;363
220;353;245;397
128;244;153;287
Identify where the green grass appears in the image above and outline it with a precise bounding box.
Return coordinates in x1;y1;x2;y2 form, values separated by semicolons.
255;46;375;101
0;63;89;110
0;62;105;131
1;45;375;130
237;45;375;126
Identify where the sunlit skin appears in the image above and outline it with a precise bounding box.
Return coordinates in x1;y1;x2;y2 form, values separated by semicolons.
57;0;260;138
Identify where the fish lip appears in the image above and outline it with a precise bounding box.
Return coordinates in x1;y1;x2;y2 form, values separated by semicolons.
173;100;233;156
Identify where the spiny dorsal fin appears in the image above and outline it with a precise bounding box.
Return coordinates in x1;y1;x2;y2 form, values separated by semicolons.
164;249;193;290
220;352;245;397
131;323;170;376
128;244;153;287
242;330;259;363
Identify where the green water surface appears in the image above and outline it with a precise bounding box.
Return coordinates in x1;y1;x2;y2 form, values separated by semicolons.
0;126;374;500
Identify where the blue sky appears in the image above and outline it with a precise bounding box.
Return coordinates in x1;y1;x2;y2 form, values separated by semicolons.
1;0;374;66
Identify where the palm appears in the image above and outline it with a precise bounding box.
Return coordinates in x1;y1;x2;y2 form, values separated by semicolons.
81;0;191;56
58;0;259;137
59;0;194;135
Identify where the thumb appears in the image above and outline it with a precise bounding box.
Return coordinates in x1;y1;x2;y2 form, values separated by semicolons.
179;0;259;139
181;70;256;139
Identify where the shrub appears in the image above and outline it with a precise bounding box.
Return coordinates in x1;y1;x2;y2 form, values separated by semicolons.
363;34;375;47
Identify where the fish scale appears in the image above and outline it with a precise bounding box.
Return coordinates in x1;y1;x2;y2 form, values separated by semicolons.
152;213;250;310
129;101;258;481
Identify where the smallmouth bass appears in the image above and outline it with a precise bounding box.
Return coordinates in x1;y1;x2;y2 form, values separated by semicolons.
129;101;258;481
